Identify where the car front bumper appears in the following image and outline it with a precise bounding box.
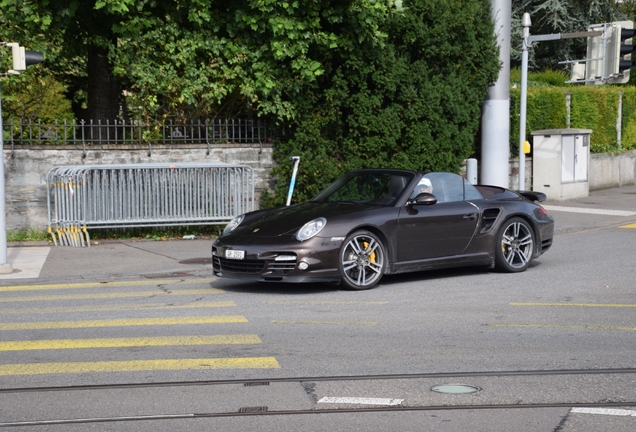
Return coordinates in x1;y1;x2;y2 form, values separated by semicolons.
211;236;344;284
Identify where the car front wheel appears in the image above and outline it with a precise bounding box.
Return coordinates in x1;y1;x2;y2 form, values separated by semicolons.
495;217;535;272
339;230;385;290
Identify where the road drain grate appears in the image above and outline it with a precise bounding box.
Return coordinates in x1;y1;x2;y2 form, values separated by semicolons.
244;382;270;386
179;258;212;265
238;406;268;413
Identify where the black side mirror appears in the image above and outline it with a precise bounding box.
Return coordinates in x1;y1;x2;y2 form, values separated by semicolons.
408;192;437;206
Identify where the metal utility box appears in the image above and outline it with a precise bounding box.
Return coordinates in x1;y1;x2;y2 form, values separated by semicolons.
531;128;592;200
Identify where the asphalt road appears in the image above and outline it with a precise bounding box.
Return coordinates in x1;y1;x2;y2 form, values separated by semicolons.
1;190;636;431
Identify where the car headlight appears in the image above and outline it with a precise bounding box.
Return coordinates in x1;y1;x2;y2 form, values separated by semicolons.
296;217;327;241
222;215;245;236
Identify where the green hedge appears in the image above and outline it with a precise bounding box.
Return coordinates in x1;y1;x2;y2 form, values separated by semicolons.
511;86;636;155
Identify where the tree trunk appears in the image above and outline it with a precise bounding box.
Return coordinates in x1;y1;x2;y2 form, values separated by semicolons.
87;39;120;143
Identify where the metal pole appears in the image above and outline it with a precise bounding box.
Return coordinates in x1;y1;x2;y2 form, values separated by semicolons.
481;0;511;187
286;156;300;206
0;81;14;273
518;13;531;190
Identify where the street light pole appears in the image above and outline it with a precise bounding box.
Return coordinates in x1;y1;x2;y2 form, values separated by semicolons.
518;13;531;191
0;81;13;273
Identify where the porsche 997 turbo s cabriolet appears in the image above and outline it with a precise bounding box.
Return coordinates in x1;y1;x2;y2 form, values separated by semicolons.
212;169;554;290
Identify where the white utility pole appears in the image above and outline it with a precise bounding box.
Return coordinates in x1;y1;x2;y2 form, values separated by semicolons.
481;0;511;188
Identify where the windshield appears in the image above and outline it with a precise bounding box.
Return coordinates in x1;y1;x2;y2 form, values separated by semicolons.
312;171;415;206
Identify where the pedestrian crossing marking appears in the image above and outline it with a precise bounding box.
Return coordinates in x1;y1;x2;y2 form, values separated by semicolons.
263;301;389;305
0;289;221;303
618;223;636;228
0;301;236;315
0;316;248;331
0;357;280;375
271;320;379;325
0;278;216;293
0;334;262;351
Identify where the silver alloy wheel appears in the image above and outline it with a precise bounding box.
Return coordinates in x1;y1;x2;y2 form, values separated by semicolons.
340;231;385;289
500;220;534;269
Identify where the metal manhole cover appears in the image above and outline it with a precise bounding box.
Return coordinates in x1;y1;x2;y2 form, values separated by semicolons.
179;257;212;265
431;384;482;394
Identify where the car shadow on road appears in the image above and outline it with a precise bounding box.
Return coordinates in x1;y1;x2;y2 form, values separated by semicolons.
212;261;545;294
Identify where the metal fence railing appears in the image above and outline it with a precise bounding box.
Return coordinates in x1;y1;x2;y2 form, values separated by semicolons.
4;118;269;153
46;163;254;247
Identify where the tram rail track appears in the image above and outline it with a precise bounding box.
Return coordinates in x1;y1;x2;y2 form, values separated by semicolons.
1;367;635;394
1;368;636;427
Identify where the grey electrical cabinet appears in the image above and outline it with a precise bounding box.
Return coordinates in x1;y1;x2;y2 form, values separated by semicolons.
531;128;592;201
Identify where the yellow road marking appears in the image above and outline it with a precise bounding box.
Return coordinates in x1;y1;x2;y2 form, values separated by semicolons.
487;323;636;331
0;278;216;293
0;316;248;331
0;289;222;303
510;302;636;308
0;357;280;375
618;223;636;228
263;301;389;305
271;320;379;325
0;301;236;315
0;334;262;351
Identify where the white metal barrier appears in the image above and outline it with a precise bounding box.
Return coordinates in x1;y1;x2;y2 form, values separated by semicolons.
46;163;254;247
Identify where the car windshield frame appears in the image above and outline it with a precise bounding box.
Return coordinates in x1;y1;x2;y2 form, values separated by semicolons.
311;170;415;206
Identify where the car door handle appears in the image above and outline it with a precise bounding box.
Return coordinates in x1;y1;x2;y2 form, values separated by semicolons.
463;213;477;221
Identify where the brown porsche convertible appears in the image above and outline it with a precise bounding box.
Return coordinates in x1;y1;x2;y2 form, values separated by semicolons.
212;169;554;290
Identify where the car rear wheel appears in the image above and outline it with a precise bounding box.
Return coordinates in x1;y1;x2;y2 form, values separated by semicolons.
495;217;535;272
339;230;385;290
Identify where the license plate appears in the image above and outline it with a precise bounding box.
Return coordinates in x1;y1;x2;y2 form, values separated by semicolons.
225;249;245;260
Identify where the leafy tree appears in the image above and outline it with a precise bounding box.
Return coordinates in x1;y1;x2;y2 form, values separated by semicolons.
2;0;391;123
511;0;628;71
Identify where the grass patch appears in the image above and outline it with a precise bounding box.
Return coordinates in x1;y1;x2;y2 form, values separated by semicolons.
8;225;223;243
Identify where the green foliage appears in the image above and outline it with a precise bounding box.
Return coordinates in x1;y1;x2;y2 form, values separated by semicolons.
569;88;618;153
511;0;627;71
621;88;636;150
511;85;636;154
266;0;500;205
510;68;571;88
7;229;51;242
1;73;74;123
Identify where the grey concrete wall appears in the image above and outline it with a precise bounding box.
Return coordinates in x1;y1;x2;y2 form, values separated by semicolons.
2;145;635;232
588;150;636;189
3;143;274;231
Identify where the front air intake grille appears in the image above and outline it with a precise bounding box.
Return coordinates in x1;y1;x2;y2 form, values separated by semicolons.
215;257;265;274
267;261;297;275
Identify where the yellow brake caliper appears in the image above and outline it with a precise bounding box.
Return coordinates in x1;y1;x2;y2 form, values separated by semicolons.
364;241;376;263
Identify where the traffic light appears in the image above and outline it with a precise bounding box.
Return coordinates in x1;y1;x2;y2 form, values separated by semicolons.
605;20;635;84
5;43;44;72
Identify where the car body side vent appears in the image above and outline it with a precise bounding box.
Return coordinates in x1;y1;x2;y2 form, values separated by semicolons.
480;208;501;233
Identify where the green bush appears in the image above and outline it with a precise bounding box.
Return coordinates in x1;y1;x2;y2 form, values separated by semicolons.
265;0;500;206
511;85;636;155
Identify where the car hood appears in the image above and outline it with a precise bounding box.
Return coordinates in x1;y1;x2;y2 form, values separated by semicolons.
229;201;378;238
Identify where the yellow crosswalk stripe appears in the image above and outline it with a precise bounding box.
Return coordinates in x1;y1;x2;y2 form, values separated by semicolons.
487;323;636;331
510;302;636;308
263;301;389;305
0;335;262;351
0;289;222;303
0;301;236;315
271;320;379;325
0;316;248;331
0;278;216;293
0;357;280;375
